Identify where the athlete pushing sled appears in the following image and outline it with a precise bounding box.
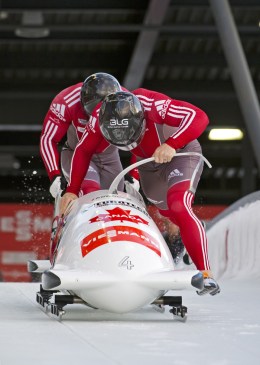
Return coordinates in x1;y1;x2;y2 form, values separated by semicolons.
28;157;206;320
60;89;220;297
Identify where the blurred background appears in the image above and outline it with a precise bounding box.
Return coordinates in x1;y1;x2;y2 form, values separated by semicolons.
0;0;259;281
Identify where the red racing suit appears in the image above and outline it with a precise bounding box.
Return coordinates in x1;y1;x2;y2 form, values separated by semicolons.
66;88;210;270
40;82;124;193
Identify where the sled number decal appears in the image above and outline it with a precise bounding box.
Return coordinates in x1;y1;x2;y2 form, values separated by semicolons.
81;225;161;257
119;256;134;270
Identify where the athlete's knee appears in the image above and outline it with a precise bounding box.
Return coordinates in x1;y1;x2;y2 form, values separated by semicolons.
167;181;193;215
168;196;186;216
80;180;100;195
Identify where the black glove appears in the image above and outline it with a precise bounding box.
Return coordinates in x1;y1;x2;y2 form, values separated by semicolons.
124;174;140;193
124;173;134;184
49;175;67;199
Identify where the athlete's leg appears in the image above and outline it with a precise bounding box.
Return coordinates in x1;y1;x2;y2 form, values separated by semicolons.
165;180;210;271
160;186;220;295
139;146;208;270
140;143;220;295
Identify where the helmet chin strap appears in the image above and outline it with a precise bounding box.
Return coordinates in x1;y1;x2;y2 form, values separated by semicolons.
117;141;139;151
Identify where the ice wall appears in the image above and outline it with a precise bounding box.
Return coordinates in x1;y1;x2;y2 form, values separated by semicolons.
207;200;260;279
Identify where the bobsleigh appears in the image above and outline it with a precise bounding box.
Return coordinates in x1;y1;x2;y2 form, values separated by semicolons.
28;154;211;320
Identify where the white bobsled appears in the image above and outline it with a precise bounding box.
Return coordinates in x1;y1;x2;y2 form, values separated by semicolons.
28;154;211;319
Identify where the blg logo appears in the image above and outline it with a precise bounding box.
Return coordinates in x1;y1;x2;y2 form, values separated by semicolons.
110;118;128;126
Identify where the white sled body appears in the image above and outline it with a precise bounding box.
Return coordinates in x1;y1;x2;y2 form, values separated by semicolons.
29;190;202;314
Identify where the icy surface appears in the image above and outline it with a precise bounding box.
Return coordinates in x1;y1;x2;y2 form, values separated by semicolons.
1;200;260;364
0;279;259;365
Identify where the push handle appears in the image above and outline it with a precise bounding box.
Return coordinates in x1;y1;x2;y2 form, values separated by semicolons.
108;152;212;194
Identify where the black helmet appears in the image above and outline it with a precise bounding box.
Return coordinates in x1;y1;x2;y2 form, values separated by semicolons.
99;91;146;151
81;72;121;115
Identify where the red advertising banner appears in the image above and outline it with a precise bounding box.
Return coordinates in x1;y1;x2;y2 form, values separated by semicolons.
0;204;53;282
0;203;226;282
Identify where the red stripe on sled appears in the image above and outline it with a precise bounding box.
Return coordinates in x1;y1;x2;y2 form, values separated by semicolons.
81;225;161;257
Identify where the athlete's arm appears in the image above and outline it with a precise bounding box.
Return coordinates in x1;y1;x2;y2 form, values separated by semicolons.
163;98;209;150
59;129;98;215
133;88;209;150
40;102;70;181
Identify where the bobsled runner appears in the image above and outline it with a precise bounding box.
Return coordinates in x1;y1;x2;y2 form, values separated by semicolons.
28;153;211;320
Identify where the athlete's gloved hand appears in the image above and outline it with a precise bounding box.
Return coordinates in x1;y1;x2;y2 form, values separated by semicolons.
49;175;67;199
124;174;140;193
153;143;176;163
60;192;78;216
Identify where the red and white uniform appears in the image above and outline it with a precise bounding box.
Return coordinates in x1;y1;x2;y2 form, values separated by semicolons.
40;83;86;181
66;88;210;270
40;83;124;193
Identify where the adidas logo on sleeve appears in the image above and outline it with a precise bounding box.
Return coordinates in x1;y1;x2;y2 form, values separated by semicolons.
50;103;66;121
155;99;171;119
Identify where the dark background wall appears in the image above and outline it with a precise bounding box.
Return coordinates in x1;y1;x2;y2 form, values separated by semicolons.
0;0;259;204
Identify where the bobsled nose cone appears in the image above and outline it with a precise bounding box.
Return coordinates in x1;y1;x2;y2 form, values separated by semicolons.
191;272;204;290
42;271;61;290
27;260;38;272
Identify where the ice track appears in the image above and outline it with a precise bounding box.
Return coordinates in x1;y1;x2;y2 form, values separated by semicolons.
0;278;260;365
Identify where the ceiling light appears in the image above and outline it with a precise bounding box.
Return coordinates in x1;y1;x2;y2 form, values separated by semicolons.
15;11;49;39
15;27;50;38
0;11;8;20
208;128;244;141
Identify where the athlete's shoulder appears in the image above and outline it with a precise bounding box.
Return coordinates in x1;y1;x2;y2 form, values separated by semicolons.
131;88;154;111
132;88;172;115
132;88;153;98
53;82;83;107
45;83;83;123
134;87;164;96
132;88;170;103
